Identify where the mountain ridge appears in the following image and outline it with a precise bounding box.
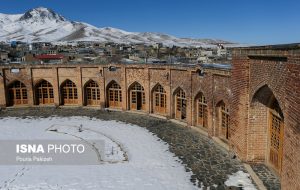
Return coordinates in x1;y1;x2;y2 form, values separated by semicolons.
0;7;237;47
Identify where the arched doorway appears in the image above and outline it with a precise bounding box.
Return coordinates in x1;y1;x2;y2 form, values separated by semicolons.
129;82;145;111
251;85;284;173
174;89;186;120
36;80;54;105
61;80;78;105
107;81;122;108
217;101;230;140
153;84;166;114
85;80;100;106
195;92;207;128
7;81;28;106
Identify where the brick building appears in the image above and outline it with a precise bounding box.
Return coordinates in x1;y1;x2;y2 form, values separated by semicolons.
0;44;299;189
231;44;300;190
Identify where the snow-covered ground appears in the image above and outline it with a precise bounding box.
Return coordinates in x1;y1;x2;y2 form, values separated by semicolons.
0;116;257;190
0;117;198;190
225;171;257;190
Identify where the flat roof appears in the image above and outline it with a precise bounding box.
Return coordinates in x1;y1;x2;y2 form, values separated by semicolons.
234;43;300;50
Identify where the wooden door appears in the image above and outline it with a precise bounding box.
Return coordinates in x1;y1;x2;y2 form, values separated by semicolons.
8;81;28;106
109;89;122;108
37;81;54;105
131;91;137;110
221;104;230;140
197;96;207;128
197;103;207;127
182;99;186;120
154;93;166;114
175;90;186;120
86;82;100;106
137;92;142;110
269;111;284;172
175;97;181;119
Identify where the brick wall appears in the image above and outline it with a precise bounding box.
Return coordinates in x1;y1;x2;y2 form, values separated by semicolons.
282;58;300;189
0;64;230;128
230;53;249;160
232;45;300;190
0;46;298;190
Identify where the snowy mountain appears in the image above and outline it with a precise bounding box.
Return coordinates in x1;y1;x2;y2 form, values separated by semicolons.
0;7;237;47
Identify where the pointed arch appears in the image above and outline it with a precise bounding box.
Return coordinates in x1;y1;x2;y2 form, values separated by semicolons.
152;83;167;115
172;87;185;96
84;80;100;106
251;84;284;173
173;87;186;120
35;79;54;105
60;79;78;105
252;84;283;118
194;91;208;128
106;80;122;108
128;82;145;111
7;80;28;106
106;80;121;89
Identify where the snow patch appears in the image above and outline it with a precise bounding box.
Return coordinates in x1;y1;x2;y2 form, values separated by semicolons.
225;171;257;190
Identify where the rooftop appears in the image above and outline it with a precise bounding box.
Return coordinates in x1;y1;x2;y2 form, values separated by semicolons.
235;43;300;50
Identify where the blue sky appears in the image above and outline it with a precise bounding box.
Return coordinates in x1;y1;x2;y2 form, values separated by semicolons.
1;0;300;44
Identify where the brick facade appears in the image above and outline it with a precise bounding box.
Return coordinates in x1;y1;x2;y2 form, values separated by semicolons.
232;44;300;190
0;44;299;189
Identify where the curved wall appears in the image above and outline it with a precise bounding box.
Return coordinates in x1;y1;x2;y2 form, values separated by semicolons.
0;44;299;189
0;64;231;138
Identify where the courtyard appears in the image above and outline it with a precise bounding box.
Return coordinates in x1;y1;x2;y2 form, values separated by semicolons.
0;107;259;190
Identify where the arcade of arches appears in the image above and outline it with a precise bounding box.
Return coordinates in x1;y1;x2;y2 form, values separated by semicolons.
0;44;299;189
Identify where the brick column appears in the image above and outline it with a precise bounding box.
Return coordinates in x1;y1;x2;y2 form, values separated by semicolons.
0;68;6;107
121;66;127;111
77;67;83;106
229;51;250;160
26;67;34;106
99;67;105;109
52;67;60;106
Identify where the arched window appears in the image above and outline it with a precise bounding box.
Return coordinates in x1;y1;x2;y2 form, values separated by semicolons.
36;80;54;105
153;84;166;114
108;81;122;108
196;93;207;128
8;81;28;106
129;82;145;110
61;80;78;105
175;89;186;120
85;80;100;106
